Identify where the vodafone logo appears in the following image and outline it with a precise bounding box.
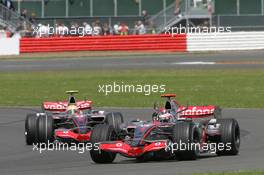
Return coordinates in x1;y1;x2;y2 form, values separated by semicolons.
116;143;123;147
155;142;162;146
43;101;91;110
179;107;215;116
44;104;66;110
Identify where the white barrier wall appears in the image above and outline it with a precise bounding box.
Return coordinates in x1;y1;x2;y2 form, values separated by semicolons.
187;32;264;51
0;38;20;55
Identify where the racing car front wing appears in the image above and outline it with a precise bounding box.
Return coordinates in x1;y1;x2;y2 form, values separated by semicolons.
99;141;167;157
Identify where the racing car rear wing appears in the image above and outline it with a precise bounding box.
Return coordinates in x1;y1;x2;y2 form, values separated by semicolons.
42;100;92;112
178;105;216;118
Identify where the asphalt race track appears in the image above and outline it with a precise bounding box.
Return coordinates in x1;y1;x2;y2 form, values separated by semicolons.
0;107;263;175
1;50;264;71
0;51;263;174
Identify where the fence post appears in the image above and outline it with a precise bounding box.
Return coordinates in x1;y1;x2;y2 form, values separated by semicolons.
217;15;220;27
209;15;212;27
185;0;188;14
139;0;142;16
186;0;189;28
90;0;93;17
109;17;112;27
237;0;240;16
66;0;69;17
114;0;117;17
18;0;21;15
163;0;166;27
41;0;44;18
261;0;264;15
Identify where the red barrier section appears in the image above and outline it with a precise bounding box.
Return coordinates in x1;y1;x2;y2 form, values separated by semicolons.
20;34;187;53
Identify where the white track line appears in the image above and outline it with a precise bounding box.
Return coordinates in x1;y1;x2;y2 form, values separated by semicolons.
172;62;216;65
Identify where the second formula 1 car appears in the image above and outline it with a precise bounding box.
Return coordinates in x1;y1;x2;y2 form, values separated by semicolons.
89;94;240;163
25;90;123;145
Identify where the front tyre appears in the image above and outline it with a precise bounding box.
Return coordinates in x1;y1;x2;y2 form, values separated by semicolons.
172;122;200;160
216;118;240;156
37;115;54;144
90;124;117;163
25;114;38;145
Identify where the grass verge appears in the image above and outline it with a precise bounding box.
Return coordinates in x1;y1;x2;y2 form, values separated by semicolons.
0;69;263;108
195;171;264;175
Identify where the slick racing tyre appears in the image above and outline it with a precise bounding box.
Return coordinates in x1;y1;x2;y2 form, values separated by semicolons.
37;115;54;144
172;122;200;160
90;124;117;163
216;118;240;156
105;112;124;133
25;113;38;145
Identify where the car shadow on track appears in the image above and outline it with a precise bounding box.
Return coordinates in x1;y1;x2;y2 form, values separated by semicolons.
90;154;221;165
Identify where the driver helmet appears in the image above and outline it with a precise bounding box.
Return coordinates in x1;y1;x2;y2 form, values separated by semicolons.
157;108;173;123
66;105;79;115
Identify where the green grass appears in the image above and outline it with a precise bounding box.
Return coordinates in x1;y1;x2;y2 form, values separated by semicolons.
0;69;263;108
195;170;264;175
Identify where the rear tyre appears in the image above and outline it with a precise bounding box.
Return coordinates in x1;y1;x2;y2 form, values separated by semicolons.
25;114;38;145
216;118;240;156
37;115;54;144
105;112;124;133
90;124;117;163
172;122;200;160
